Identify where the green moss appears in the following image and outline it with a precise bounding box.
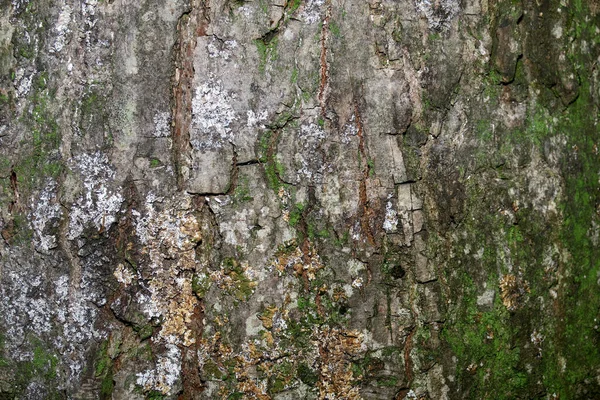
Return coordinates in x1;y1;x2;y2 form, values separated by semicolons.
334;231;350;247
428;32;441;42
147;390;166;400
329;20;341;37
540;78;600;397
376;375;398;387
100;373;114;399
297;363;318;386
192;272;212;298
288;203;305;227
268;360;295;393
290;68;299;84
442;277;528;398
136;325;154;341
95;341;110;377
0;336;65;397
265;158;285;192
95;340;114;399
288;0;302;14
221;258;256;302
232;176;253;204
255;36;279;74
149;158;161;168
32;342;58;380
0;92;9;105
14;71;63;196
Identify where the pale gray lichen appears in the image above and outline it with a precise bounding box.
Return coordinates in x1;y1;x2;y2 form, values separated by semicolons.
415;0;460;31
15;68;34;98
383;198;399;233
341;114;358;145
67;152;123;240
300;0;325;24
295;122;326;183
51;5;72;53
81;0;99;47
2;271;53;340
136;343;182;395
246;109;268;128
190;78;237;150
153;111;171;137
206;36;238;60
113;263;135;286
30;179;61;253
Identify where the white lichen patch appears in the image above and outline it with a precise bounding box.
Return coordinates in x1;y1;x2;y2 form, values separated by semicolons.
153;111;171;137
383;199;399;232
68;152;123;239
300;0;325;24
82;0;98;47
51;5;72;53
30;179;61;253
341;114;358;144
113;263;135;286
415;0;460;31
136;344;182;395
207;36;238;60
0;259;103;384
190;78;237;150
15;68;33;98
1;270;53;338
246;109;268;128
52;274;104;380
351;276;364;289
237;4;253;18
295;122;326;183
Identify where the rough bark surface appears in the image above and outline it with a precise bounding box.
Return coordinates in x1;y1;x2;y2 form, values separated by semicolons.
1;0;600;399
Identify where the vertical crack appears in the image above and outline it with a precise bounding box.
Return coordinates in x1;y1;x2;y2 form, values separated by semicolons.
171;0;211;190
354;101;376;246
318;1;332;115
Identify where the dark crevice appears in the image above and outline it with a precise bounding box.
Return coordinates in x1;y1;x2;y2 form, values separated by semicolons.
236;159;260;167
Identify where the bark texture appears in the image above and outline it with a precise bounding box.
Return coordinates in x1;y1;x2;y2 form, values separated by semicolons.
1;0;600;399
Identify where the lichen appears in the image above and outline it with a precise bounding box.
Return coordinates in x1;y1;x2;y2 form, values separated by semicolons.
190;77;237;150
67;152;123;239
414;0;460;31
132;193;201;346
29;179;61;253
136;344;182;395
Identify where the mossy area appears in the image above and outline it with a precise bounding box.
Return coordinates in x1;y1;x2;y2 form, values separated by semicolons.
254;36;279;74
542;83;600;398
220;258;257;302
14;72;62;190
441;1;600;398
0;337;62;398
94;340;115;399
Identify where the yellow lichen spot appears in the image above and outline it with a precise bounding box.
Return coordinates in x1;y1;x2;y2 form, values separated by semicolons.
258;305;278;330
500;274;530;311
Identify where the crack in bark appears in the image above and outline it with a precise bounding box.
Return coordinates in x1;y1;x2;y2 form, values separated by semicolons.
171;0;211;190
318;1;332;115
354;101;377;247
